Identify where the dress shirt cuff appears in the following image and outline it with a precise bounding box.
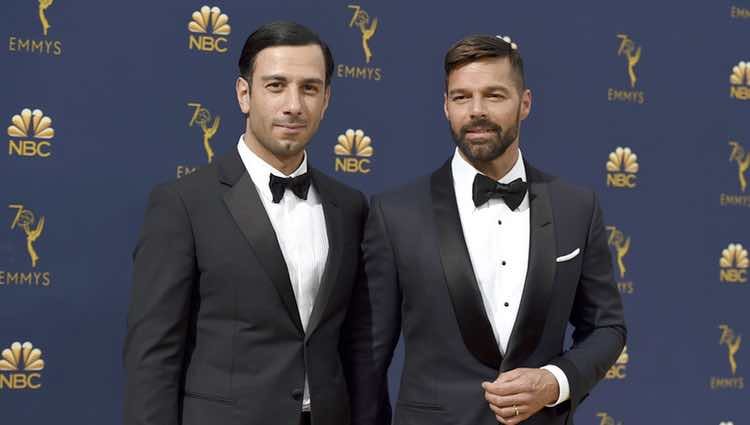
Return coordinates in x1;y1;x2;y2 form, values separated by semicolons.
541;364;570;407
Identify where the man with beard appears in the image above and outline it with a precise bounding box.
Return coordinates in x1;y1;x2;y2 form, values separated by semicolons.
124;22;367;425
349;35;626;425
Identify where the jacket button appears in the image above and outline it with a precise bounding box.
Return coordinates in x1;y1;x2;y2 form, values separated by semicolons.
291;389;303;400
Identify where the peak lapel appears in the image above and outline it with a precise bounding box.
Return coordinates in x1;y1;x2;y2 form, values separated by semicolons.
219;152;304;334
305;170;344;340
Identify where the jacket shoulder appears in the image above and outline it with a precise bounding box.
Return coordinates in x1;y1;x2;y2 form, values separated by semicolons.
528;162;597;208
311;169;367;209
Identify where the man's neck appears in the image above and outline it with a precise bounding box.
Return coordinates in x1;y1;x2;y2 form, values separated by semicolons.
463;143;520;181
243;133;304;176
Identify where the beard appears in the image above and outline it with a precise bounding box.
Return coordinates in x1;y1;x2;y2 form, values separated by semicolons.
450;107;521;163
250;116;312;160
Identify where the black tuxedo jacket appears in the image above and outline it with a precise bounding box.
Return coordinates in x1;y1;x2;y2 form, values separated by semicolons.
349;160;626;425
123;150;368;425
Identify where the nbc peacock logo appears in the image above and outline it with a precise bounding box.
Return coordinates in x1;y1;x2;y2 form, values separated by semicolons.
334;129;374;174
606;147;639;188
7;108;55;158
730;61;750;100
187;6;231;53
720;243;748;284
605;346;628;380
0;341;44;390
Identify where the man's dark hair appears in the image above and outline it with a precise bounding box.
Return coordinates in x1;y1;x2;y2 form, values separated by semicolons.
238;21;334;87
444;35;525;92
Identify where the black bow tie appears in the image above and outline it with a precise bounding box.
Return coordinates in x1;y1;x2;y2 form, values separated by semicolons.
269;173;312;203
472;173;528;210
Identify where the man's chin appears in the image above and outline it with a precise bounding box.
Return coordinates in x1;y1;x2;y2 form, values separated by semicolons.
271;139;307;157
460;141;502;162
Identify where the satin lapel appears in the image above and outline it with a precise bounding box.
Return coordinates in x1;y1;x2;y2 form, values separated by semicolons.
431;161;502;370
223;172;304;334
305;170;343;340
502;171;556;371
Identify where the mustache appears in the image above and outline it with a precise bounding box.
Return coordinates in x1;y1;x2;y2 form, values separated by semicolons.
460;117;502;135
273;118;308;126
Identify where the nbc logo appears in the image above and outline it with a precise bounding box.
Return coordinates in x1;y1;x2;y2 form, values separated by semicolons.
606;147;639;188
188;6;231;53
7;108;55;158
720;243;748;283
730;61;750;100
334;129;374;174
0;342;44;390
605;346;628;380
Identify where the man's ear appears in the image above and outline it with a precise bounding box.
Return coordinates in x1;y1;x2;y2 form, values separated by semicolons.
236;76;251;114
519;88;532;121
320;85;331;120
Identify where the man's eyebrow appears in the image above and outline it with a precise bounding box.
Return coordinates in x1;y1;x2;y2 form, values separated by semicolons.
447;88;470;96
483;85;511;93
300;77;325;86
260;75;288;82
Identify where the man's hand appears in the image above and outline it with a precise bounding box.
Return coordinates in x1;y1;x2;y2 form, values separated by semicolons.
481;368;559;424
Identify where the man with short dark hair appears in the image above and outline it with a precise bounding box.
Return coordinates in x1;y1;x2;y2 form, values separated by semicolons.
350;34;626;425
124;21;367;425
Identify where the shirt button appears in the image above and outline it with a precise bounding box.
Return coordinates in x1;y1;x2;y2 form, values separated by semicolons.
501;261;507;266
497;220;502;225
504;302;510;307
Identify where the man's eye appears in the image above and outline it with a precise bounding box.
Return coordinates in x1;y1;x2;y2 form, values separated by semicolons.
303;85;319;94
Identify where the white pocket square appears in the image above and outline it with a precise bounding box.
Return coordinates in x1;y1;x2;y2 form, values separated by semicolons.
556;248;581;263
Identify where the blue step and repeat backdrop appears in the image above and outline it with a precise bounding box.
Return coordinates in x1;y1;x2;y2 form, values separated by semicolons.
1;1;748;424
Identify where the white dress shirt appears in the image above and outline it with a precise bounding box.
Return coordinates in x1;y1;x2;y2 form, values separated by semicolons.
237;135;329;411
451;148;570;406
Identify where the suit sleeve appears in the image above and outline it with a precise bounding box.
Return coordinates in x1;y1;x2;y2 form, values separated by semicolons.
123;184;197;425
343;195;402;425
547;191;627;418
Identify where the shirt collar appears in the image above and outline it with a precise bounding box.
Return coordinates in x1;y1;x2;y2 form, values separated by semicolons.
451;147;527;209
237;134;309;203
